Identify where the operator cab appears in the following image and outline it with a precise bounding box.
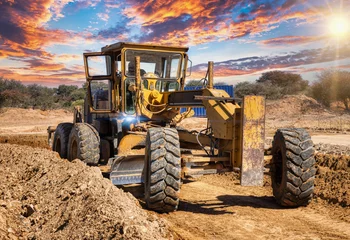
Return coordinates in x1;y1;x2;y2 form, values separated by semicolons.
83;42;189;117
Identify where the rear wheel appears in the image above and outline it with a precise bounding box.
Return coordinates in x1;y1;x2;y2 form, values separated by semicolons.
67;123;100;165
144;127;181;213
271;128;316;207
52;123;73;159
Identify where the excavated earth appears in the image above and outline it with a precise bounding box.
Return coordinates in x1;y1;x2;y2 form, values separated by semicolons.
1;96;350;239
0;144;174;240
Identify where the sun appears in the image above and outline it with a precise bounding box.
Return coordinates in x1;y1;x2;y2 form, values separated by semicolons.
328;15;349;37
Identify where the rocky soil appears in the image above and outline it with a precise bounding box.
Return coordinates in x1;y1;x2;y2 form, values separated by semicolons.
0;144;173;240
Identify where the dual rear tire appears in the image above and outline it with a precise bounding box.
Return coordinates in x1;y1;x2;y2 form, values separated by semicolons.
52;123;100;165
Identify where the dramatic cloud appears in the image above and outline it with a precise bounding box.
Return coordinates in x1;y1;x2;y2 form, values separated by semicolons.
260;35;328;46
191;45;350;78
115;0;325;45
0;0;349;86
0;0;75;58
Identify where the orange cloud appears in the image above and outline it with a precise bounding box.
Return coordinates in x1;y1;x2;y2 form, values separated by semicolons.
260;35;328;46
121;0;325;46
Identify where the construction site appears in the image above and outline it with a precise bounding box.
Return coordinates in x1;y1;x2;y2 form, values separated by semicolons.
0;92;349;239
1;0;350;238
0;41;349;240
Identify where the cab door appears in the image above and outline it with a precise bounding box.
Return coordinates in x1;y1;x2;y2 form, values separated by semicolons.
83;52;115;113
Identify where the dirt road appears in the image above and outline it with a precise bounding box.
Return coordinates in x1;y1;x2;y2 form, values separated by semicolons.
163;175;350;240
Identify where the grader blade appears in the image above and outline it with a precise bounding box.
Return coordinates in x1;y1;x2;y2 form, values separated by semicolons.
110;155;145;185
109;134;146;185
240;96;265;186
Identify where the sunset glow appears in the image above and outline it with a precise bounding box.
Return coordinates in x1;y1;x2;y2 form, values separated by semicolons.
329;15;349;37
0;0;349;86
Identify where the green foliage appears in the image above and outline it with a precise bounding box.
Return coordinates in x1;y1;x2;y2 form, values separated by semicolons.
235;71;309;99
27;84;55;110
185;80;205;87
311;70;350;109
70;88;85;101
214;81;228;86
234;81;283;99
185;80;228;88
71;99;84;108
56;85;78;98
0;76;86;110
256;71;308;95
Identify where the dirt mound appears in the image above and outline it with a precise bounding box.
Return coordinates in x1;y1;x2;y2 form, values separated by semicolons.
266;95;328;118
0;134;48;149
315;153;350;171
0;108;72;135
0;108;71;123
314;153;350;206
0;144;173;239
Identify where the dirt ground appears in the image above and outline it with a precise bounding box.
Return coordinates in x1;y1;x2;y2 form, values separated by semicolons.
0;144;173;240
0;95;349;239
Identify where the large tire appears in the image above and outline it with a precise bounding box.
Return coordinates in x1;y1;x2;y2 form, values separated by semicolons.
144;127;181;213
67;123;100;165
52;123;73;159
271;128;316;207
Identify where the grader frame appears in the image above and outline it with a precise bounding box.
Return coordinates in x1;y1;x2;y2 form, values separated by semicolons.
49;42;316;213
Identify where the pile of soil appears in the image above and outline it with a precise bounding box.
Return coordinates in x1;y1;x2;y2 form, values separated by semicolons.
266;95;328;118
0;134;48;149
0;108;72;135
0;144;173;239
0;108;71;124
314;153;350;206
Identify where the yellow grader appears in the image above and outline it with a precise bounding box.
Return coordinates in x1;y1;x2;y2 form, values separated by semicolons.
48;42;316;212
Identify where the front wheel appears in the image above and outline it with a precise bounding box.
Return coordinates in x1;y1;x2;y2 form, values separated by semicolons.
144;127;181;213
67;123;100;165
271;128;316;207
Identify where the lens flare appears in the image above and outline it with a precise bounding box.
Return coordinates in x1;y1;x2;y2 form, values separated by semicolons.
328;15;349;37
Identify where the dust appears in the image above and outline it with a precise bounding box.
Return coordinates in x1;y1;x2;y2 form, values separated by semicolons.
0;144;173;240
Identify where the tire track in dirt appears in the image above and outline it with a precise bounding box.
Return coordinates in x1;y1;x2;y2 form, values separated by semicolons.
162;180;350;240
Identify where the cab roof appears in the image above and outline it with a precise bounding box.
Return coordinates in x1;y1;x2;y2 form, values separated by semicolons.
101;42;189;53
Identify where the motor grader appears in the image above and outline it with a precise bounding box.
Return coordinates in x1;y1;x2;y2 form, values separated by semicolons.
48;42;316;212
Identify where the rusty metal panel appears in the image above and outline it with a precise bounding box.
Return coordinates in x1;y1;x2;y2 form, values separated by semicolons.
240;96;265;186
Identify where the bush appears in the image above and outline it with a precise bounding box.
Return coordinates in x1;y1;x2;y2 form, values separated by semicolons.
256;71;308;95
0;77;86;110
311;70;350;109
235;71;309;100
234;81;283;100
71;99;84;108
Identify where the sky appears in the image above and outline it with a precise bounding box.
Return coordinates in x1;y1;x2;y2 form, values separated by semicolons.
0;0;349;87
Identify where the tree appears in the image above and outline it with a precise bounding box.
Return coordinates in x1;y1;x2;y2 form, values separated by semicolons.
257;71;308;95
185;80;205;87
311;70;350;109
214;81;228;86
27;84;55;109
0;77;29;108
234;71;309;100
234;81;284;99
